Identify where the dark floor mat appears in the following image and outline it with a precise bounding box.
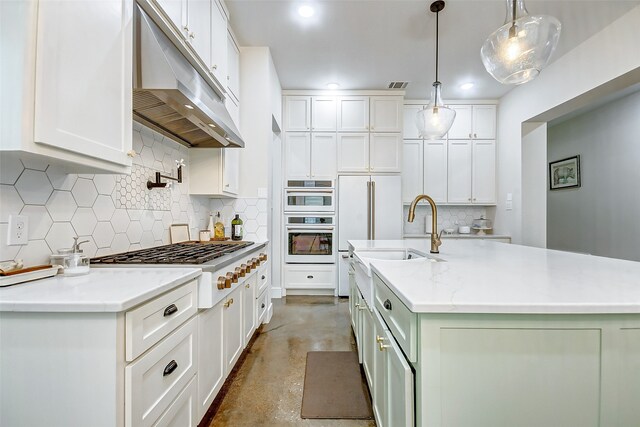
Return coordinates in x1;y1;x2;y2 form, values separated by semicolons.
301;351;374;419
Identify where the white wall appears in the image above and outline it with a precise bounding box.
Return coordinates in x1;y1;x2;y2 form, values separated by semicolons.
521;122;547;248
495;5;640;243
547;89;640;261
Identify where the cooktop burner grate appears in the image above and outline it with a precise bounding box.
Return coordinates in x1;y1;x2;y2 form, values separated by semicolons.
90;241;254;265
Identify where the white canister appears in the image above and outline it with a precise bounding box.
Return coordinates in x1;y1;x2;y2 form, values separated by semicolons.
458;226;471;234
199;230;211;242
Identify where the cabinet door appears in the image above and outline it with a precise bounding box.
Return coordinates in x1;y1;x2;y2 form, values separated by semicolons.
337;133;369;172
472;140;496;204
403;105;424;140
373;312;388;427
371;175;403;241
186;0;211;66
225;95;239;128
447;140;472;203
472;105;497;139
284;132;311;179
338;96;369;132
197;301;224;419
370;96;403;132
370;133;402;173
242;275;257;345
349;271;357;331
447;105;472;139
223;148;239;195
209;0;228;84
223;286;243;373
226;31;240;101
310;133;337;179
157;0;187;35
384;328;414;427
284;96;311;131
361;307;374;389
34;0;133;168
424;140;448;204
402;141;423;204
311;96;337;131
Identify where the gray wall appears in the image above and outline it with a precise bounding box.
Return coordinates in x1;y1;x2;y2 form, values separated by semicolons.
547;90;640;261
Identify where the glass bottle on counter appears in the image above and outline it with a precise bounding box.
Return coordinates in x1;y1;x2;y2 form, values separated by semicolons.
214;211;225;239
231;214;243;241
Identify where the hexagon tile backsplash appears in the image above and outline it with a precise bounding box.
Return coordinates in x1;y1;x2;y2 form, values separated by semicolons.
0;123;267;266
402;205;489;235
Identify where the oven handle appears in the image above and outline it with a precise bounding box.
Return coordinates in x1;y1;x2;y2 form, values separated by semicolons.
286;226;335;231
285;189;334;194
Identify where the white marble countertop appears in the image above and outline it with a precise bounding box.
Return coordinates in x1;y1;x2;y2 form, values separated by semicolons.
349;239;640;314
403;233;511;240
0;268;201;312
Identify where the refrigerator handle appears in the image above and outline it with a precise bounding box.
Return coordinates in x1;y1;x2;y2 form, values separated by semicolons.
371;180;376;240
366;181;371;240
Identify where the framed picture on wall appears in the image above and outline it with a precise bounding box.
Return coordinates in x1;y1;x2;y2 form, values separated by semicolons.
549;155;581;190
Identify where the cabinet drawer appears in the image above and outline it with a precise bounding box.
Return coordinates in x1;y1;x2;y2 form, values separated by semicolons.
374;273;417;362
257;262;269;295
126;317;198;427
284;265;335;289
126;280;198;361
257;289;268;324
153;376;198;427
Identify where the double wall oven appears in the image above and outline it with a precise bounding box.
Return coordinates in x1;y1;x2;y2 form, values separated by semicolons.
284;181;336;264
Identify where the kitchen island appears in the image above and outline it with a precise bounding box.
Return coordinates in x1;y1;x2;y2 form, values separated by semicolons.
348;239;640;427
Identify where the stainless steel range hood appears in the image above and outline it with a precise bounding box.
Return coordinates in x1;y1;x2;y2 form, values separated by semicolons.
133;5;244;148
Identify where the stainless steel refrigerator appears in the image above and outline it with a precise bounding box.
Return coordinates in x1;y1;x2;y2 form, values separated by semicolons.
337;175;402;296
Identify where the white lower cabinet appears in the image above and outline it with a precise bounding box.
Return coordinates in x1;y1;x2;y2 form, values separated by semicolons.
155;376;198;427
361;305;374;390
382;324;414;427
243;273;257;345
196;300;225;420
223;285;244;372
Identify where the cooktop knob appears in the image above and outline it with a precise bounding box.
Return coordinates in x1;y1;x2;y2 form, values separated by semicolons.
259;253;267;262
217;276;230;290
225;272;236;285
235;266;245;277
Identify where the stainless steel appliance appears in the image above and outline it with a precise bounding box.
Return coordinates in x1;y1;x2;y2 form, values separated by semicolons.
91;241;268;308
284;180;335;213
133;5;244;149
285;215;336;264
337;175;402;296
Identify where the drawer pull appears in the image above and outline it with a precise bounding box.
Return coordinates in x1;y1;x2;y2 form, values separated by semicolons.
383;299;392;311
262;275;266;280
163;304;178;317
163;360;178;376
261;303;265;309
378;342;390;352
307;275;314;279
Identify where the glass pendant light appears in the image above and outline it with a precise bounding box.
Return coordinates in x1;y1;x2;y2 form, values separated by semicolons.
481;0;561;85
416;1;456;140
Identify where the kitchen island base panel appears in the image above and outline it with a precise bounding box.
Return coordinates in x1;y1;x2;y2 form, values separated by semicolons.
416;313;640;427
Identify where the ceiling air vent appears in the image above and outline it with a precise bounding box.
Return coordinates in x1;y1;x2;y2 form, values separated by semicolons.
388;81;409;89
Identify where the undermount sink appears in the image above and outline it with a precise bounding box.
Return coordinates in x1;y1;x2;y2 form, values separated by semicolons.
354;249;443;264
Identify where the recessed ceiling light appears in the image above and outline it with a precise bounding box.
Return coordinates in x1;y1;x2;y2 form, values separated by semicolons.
208;123;216;128
460;82;474;90
298;5;315;18
184;104;194;109
327;83;340;90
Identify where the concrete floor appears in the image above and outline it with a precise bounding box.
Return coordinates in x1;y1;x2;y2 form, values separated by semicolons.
209;296;376;427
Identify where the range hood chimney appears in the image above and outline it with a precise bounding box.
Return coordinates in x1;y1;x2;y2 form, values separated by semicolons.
133;5;244;148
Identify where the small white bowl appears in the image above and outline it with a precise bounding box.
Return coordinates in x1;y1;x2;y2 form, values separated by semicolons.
458;226;471;234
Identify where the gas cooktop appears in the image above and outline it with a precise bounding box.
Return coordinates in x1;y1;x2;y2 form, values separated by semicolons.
91;241;254;265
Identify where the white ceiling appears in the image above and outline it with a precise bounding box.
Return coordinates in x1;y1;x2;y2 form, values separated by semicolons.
226;0;639;99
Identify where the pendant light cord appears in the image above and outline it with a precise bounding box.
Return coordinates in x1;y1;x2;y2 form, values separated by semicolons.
434;8;439;83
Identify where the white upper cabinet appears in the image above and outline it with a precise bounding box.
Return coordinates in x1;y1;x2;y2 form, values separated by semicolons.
222;148;240;195
370;133;402;173
403;105;424;140
186;0;211;66
226;30;240;101
209;0;228;84
311;96;337;131
310;133;337;179
11;0;133;172
423;140;448;204
284;96;311;131
472;105;497;139
448;105;496;139
284;132;311;180
402;141;423;204
447;140;472;204
448;105;473;139
472;140;496;204
338;96;370;132
370;96;403;132
156;0;186;32
188;148;239;197
337;133;370;173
